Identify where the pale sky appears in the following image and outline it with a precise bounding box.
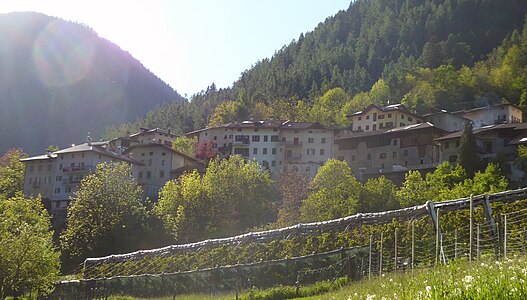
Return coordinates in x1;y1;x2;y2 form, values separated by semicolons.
0;0;351;98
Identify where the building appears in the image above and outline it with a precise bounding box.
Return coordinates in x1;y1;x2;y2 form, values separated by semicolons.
348;104;423;132
334;122;447;184
423;110;470;132
188;120;334;177
22;140;141;222
122;143;203;200
435;123;527;173
459;103;523;128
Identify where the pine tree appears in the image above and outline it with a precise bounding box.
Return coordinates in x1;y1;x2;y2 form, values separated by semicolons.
457;122;480;177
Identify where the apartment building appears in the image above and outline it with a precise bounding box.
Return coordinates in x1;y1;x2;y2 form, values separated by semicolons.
459;103;523;128
348;104;423;132
435;123;527;166
188;120;334;177
334;122;447;183
423;110;469;132
123;143;203;200
22;140;141;222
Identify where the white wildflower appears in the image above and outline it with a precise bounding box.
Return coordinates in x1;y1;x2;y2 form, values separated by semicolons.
366;294;376;300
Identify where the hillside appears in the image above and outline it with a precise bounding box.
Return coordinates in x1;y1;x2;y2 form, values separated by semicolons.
0;12;185;155
104;0;527;137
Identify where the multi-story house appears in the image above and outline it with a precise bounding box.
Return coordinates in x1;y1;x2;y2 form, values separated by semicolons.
188;120;334;177
435;123;527;179
423;110;469;132
459;103;523;128
348;104;423;132
22;139;141;223
123;143;203;200
334;122;447;184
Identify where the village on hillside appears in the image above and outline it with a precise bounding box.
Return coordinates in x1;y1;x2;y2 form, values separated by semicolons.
21;102;527;224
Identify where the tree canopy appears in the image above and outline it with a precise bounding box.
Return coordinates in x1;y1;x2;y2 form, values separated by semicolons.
0;196;60;298
0;148;27;199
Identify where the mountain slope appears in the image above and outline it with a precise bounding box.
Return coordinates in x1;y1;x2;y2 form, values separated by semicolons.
0;12;185;155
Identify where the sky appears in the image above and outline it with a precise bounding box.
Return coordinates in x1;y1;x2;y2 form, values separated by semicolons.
0;0;351;98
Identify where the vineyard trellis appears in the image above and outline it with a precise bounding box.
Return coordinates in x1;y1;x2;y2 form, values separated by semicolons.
50;187;527;299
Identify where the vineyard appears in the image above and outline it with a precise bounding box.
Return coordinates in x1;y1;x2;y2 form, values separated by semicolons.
51;188;527;299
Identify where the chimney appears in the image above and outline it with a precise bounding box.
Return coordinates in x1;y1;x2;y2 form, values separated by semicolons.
87;132;92;146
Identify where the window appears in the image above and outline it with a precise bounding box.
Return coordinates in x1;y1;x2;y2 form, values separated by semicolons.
307;149;315;155
366;125;370;130
358;116;362;121
379;123;384;129
393;139;398;145
272;148;277;154
252;135;260;142
56;176;62;181
161;159;165;166
308;130;313;133
366;115;370;120
66;187;71;193
456;141;460;148
408;117;413;122
213;136;217;140
380;153;387;159
393;152;397;158
141;153;145;156
388;113;392;118
138;172;143;179
224;135;228;139
160;171;165;178
367;153;371;160
400;123;406;127
271;135;279;142
358;126;362;131
321;138;326;144
59;164;62;170
308;137;315;143
263;148;268;155
420;159;424;165
386;122;393;128
149;152;153;156
293;137;300;145
401;115;405;120
253;148;258;155
54;188;60;194
72;154;75;159
264;135;268;142
351;155;356;161
271;160;276;167
373;124;377;131
162;152;166;156
445;142;450;149
229;134;233;139
373;113;377;121
320;149;325;155
146;171;151;179
378;114;384;119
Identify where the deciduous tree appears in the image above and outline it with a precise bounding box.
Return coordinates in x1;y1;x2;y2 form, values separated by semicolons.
0;148;27;199
0;196;60;298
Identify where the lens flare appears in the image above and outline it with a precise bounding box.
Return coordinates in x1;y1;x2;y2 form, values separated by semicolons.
32;19;96;87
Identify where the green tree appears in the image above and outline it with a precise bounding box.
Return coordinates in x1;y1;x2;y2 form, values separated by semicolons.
172;136;197;158
208;101;243;127
0;148;28;199
0;196;60;298
457;122;480;177
156;156;277;241
426;162;467;201
398;170;429;207
309;87;351;127
359;176;400;212
301;159;361;221
61;162;147;259
450;163;508;197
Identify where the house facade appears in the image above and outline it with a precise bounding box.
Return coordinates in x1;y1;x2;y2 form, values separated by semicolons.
348;104;423;132
461;103;523;128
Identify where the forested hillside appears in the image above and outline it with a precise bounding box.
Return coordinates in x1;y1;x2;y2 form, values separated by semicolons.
0;12;184;155
105;0;527;138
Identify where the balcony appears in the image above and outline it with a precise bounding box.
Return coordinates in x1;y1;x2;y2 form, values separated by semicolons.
285;153;302;161
233;135;250;146
284;141;302;148
62;178;82;185
62;165;94;173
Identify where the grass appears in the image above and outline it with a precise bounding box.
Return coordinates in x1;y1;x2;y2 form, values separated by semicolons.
108;254;527;300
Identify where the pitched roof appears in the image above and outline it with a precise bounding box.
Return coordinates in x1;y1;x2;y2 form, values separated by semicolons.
122;143;201;163
347;103;416;117
435;123;527;141
53;142;140;164
335;122;444;140
20;153;57;162
130;127;177;138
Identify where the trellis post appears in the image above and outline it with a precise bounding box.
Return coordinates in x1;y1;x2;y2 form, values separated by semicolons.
483;194;497;236
368;235;372;280
436;208;440;265
469;194;474;262
394;227;398;272
411;221;415;272
379;232;383;275
477;223;480;262
454;229;458;259
504;213;508;259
